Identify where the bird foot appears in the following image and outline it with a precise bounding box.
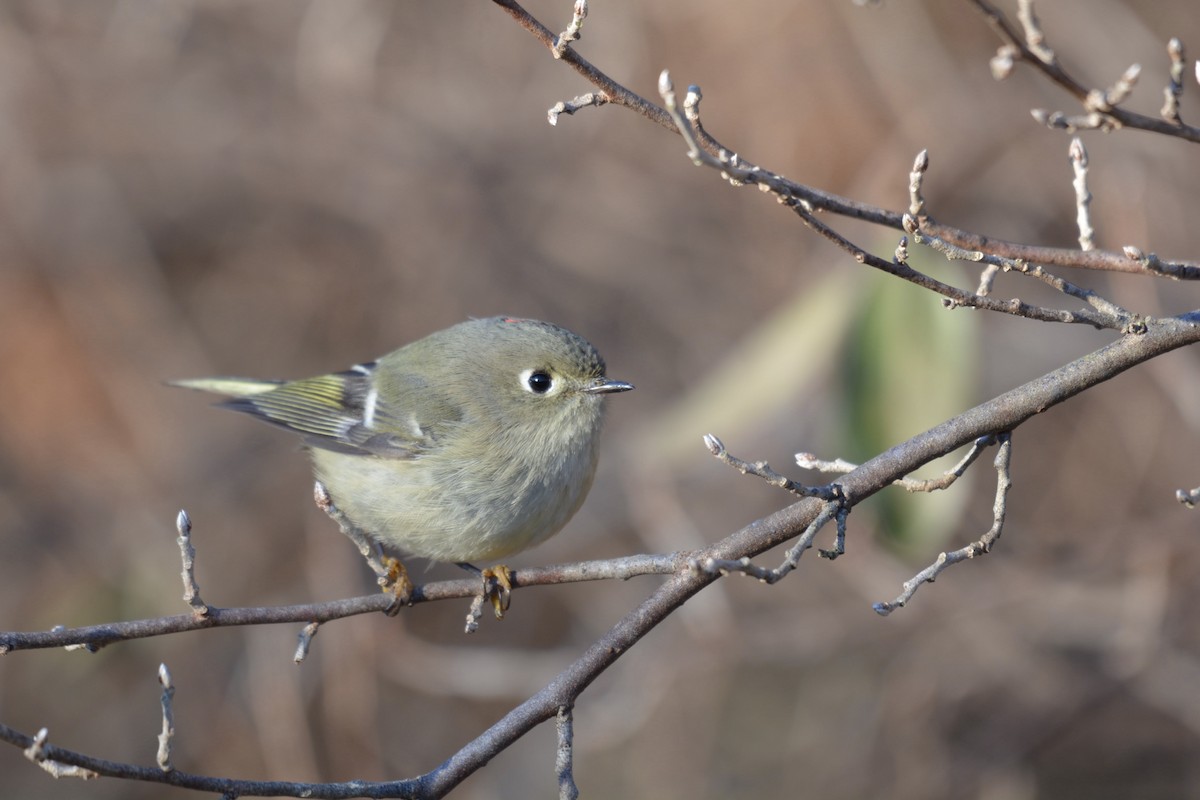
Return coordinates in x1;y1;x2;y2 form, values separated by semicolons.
379;557;414;615
480;565;513;619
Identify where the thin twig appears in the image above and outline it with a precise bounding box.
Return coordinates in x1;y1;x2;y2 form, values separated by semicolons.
977;263;1001;296
498;0;1198;276
464;593;488;635
970;0;1200;143
490;0;674;130
314;482;391;585
1016;0;1055;65
21;729;99;781
973;0;1083;96
818;504;851;561
551;0;587;59
874;433;1013;615
1097;64;1142;108
157;664;175;773
175;511;208;617
555;706;579;800
1162;38;1185;125
697;499;844;584
907;216;1136;331
1069;137;1095;251
926;223;1200;279
548;92;608;125
704;433;841;501
293;622;320;664
797;434;999;493
908;149;929;217
659;69;1153;330
1121;246;1200;280
1176;486;1200;509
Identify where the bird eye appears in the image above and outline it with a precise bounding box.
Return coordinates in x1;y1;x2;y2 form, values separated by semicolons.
525;370;554;394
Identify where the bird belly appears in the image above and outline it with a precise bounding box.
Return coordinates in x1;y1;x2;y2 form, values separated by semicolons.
309;447;594;563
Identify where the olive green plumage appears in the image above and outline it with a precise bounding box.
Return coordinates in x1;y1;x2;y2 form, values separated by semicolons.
174;317;632;563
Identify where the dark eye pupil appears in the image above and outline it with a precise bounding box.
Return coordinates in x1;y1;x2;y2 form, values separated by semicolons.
527;371;553;394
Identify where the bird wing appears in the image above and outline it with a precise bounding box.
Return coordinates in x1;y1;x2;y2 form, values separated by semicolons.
173;357;468;459
207;364;458;460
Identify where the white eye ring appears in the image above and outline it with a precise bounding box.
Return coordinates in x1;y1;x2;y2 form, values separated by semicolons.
520;368;555;395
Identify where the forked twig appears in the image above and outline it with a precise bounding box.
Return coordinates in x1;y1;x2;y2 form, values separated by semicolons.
874;433;1013;615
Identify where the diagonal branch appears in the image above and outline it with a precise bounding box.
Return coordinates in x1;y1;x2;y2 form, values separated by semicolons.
494;0;1200;279
969;0;1200;142
6;312;1199;796
657;72;1137;329
490;0;675;131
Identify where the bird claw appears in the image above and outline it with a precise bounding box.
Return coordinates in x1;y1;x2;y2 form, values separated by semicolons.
380;557;414;616
480;565;513;619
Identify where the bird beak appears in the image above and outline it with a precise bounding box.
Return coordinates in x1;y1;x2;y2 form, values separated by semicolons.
584;377;634;394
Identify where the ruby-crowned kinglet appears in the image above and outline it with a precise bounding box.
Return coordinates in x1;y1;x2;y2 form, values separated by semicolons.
173;317;632;567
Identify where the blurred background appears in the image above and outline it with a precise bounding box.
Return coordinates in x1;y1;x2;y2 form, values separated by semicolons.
1;1;1199;797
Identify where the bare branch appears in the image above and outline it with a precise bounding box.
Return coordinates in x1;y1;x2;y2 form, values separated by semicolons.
1121;246;1200;280
977;263;1001;296
548;92;608;125
1069;137;1095;251
1177;486;1200;509
970;0;1200;143
797;434;999;493
1030;107;1116;134
990;43;1019;80
1016;0;1055;65
555;706;579;800
1;719;419;796
157;664;175;773
314;482;391;586
551;0;587;59
874;433;1014;615
1096;63;1142;109
659;70;1147;328
704;433;841;501
495;0;1199;277
5;316;1200;793
697;498;845;584
0;554;681;654
908;149;929;217
1162;38;1186;125
972;0;1085;96
6;4;1200;796
906;216;1136;330
21;728;99;781
924;223;1200;279
293;622;320;664
175;511;208;617
490;0;672;130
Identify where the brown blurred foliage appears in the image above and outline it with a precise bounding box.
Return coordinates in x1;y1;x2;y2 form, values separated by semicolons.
2;1;1200;798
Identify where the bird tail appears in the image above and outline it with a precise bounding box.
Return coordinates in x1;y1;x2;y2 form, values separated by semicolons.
168;377;284;397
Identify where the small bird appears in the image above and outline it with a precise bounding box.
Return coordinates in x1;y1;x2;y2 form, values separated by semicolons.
173;317;632;612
